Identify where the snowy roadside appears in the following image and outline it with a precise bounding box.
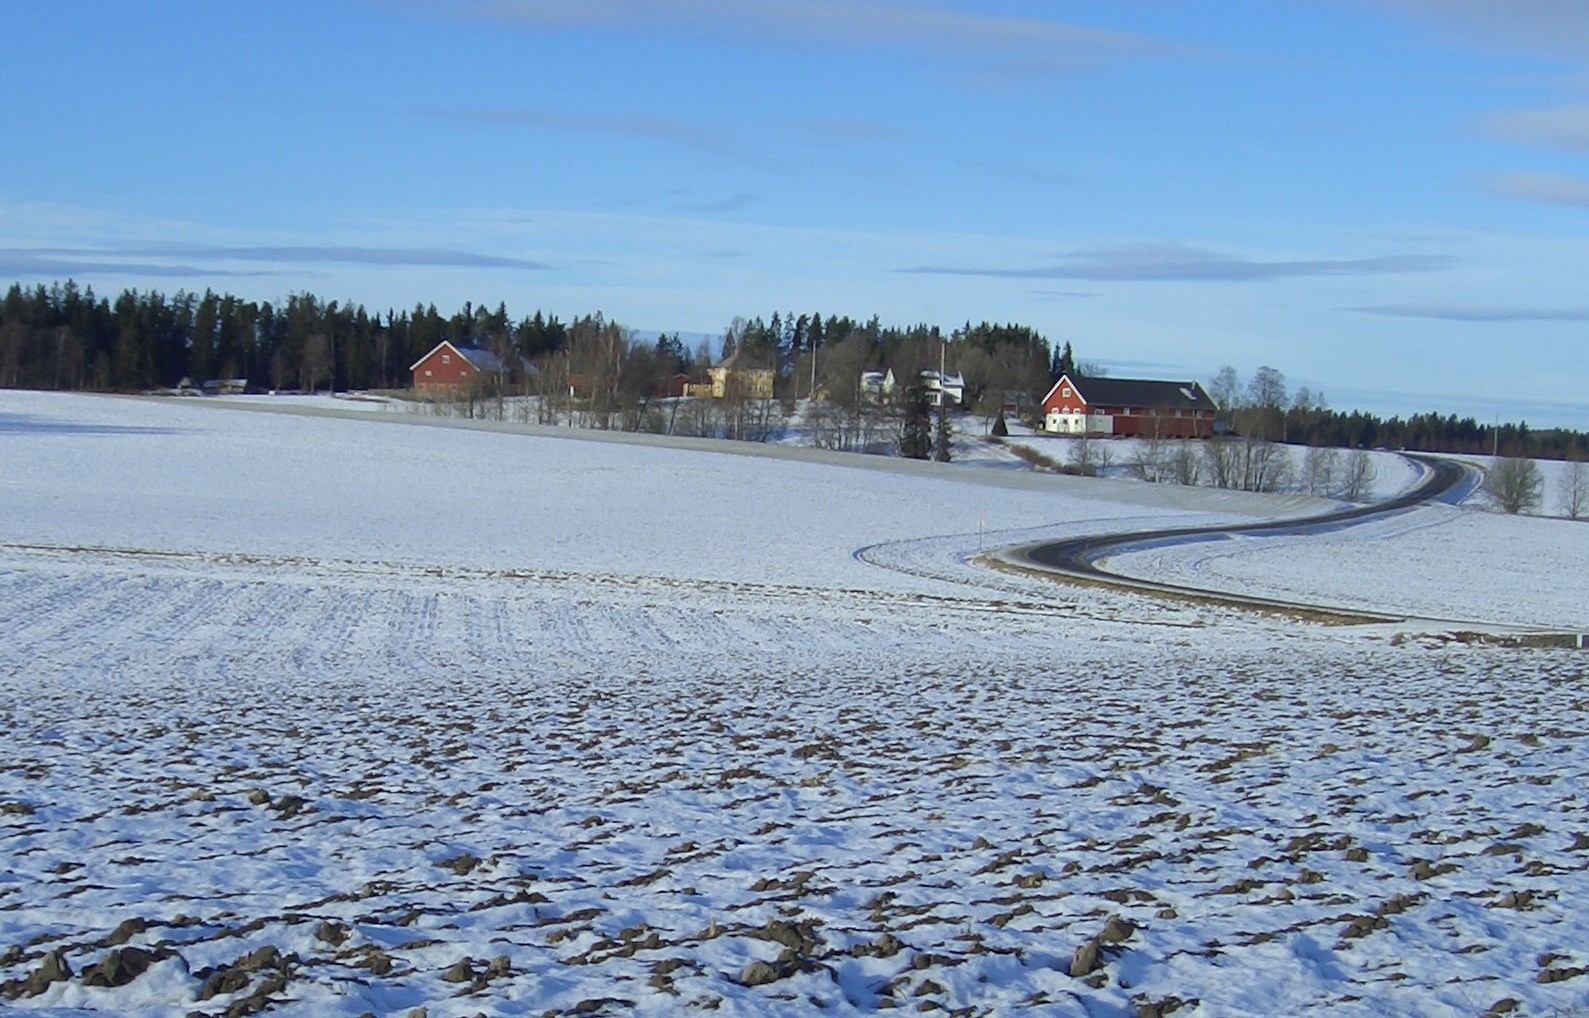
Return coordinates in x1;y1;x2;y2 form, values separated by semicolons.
1099;505;1589;631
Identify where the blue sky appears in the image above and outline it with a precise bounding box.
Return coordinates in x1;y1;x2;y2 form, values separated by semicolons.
4;1;1589;428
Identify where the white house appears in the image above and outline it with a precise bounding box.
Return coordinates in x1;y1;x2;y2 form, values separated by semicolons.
919;370;965;408
860;369;896;402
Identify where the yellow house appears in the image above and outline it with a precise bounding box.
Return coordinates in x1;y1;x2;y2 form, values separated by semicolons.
707;354;775;399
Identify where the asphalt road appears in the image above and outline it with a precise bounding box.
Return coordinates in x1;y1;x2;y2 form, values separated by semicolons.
1012;453;1481;621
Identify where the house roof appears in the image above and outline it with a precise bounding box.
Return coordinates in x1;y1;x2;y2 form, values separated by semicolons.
457;346;505;372
1046;374;1216;412
920;370;965;389
408;340;531;374
713;348;775;371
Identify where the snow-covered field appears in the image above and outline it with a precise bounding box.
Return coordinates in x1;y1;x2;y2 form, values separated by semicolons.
3;390;1588;1017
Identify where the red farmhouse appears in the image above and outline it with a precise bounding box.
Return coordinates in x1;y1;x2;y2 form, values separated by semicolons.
410;341;511;396
1041;373;1217;438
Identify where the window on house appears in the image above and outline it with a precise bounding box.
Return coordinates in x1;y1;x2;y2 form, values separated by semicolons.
441;354;451;364
1061;388;1071;397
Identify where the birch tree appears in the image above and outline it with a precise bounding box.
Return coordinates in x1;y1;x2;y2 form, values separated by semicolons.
1561;459;1588;520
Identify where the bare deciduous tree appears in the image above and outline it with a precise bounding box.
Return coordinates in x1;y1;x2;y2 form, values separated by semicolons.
1208;365;1239;421
1166;440;1201;486
1067;431;1110;477
804;400;849;451
1126;411;1171;482
671;397;717;439
1561;459;1589;520
1202;438;1240;490
1484;455;1543;514
529;353;571;425
1339;449;1377;502
1241;438;1292;493
1301;445;1340;497
300;333;331;394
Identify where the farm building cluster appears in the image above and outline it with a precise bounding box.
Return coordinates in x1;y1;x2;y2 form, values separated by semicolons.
410;339;1216;438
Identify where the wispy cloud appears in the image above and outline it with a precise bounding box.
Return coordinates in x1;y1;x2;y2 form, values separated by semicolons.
431;0;1177;77
1351;302;1589;322
0;250;272;280
669;193;761;214
904;243;1452;282
1355;4;1589;161
1485;170;1589;207
419;107;737;153
1344;0;1589;62
175;245;552;269
420;108;909;165
790;119;910;146
0;244;553;284
1482;105;1589;154
9;244;551;271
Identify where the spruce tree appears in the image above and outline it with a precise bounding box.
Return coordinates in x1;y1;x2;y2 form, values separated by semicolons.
899;384;932;459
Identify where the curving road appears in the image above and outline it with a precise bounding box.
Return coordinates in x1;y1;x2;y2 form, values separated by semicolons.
1010;453;1482;621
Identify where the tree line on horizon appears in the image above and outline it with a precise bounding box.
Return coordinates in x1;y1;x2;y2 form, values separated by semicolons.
0;280;1058;419
1202;363;1587;461
1;279;1584;461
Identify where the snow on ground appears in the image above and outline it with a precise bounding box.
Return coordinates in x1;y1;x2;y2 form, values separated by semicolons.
227;393;1585;517
211;392;403;413
3;390;1589;1018
0;392;1326;594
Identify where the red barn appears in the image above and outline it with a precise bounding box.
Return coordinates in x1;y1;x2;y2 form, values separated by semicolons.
410;341;512;396
1041;373;1216;438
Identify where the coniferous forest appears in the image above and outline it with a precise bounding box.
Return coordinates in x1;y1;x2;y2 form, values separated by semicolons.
1;278;1585;461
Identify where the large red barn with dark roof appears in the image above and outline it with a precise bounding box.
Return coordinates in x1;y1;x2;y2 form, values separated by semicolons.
410;341;513;396
1041;373;1217;438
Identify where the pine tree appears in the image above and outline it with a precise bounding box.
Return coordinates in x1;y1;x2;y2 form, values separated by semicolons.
1050;340;1074;381
899;384;932;459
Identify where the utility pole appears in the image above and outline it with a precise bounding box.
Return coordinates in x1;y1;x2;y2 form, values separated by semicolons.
927;330;940;400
